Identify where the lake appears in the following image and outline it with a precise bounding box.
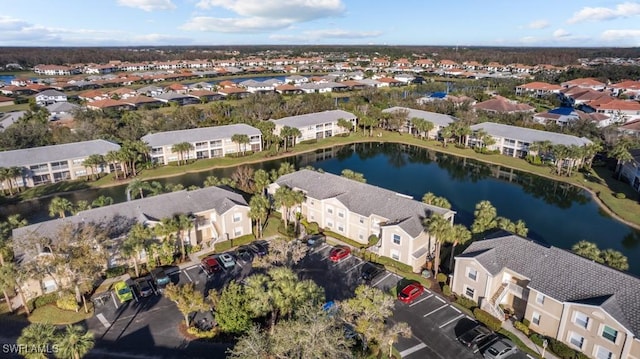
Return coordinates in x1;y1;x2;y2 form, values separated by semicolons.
6;142;640;274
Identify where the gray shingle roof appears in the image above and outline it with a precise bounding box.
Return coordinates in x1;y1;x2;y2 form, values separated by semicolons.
141;124;261;147
470;122;593;147
0;139;120;168
459;231;640;336
46;102;79;113
383;107;458;127
270;110;356;128
275;170;454;237
35;89;66;98
12;186;248;262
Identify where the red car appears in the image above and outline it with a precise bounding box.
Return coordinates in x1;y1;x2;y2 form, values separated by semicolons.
201;256;221;274
329;245;351;262
398;282;424;304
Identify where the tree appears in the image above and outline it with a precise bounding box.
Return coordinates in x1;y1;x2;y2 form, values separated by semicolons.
231;133;250;156
449;224;472;272
440;125;453;147
264;238;308;267
71;201;92;215
380;322;412;358
252;169;271;195
231;166;255;192
273;186;305;228
471;200;497;235
422;192;452;209
212;281;252;334
337;118;354;134
341;285;394;346
412;118;435;139
164;282;209;327
48;197;73;218
171;142;194;166
610;140;634;180
17;323;56;359
600;249;629;271
55;324;95;359
248;195;270;238
104;150;122;181
572;240;602;262
82;154;105;181
359;113;379;137
91;195;113;208
0;262;17;313
126;179;151;200
270;162;296;181
341;169;366;183
122;223;152;278
175;214;194;261
425;214;454;277
226;326;271;359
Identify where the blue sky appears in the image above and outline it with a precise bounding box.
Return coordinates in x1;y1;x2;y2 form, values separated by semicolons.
1;0;640;47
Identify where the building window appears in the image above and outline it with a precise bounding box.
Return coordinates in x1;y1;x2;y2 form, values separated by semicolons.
536;293;545;305
574;312;589;329
595;346;613;359
327;206;333;214
569;332;584;349
359;217;365;224
337;223;344;232
327;220;333;228
338;210;345;218
391;250;400;261
310;200;314;205
467;268;477;281
373;219;380;229
234;227;242;236
358;232;364;240
464;286;474;299
393;234;401;245
310;213;315;220
532;312;541;326
601;326;618;343
233;213;242;223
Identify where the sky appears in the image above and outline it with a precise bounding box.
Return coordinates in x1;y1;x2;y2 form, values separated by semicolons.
1;0;640;47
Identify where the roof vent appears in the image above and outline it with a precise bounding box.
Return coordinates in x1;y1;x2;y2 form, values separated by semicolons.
394;193;413;200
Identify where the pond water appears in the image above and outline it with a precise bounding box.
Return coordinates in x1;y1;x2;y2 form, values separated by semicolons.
6;142;640;274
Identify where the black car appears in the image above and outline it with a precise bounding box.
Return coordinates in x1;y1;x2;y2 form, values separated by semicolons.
457;324;495;351
235;245;254;262
302;233;326;247
134;278;154;298
150;268;170;289
249;240;269;257
360;262;385;282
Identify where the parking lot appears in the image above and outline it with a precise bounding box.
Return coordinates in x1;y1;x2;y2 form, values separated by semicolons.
89;239;530;358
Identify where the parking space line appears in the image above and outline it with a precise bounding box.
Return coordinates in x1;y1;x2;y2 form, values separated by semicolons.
185;264;199;271
345;261;364;273
371;273;392;288
409;294;433;307
183;270;193;282
96;313;110;328
435;296;446;304
423;304;448;317
398;343;427;357
450;306;461;314
438;314;465;328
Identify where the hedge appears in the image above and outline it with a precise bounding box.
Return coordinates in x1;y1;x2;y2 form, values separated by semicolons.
473;308;502;332
213;233;256;252
56;293;80;312
530;333;589;359
323;231;368;249
27;292;59;313
454;296;478;311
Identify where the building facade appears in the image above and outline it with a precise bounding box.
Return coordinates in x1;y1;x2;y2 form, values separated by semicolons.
270;110;357;142
382;106;457;138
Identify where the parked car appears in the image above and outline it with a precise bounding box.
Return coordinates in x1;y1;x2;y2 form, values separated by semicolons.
360;261;385;282
302;233;326;247
219;253;236;268
114;281;133;303
151;268;171;289
397;282;424;304
134;278;154;298
457;324;495;350
201;256;222;274
235;245;254;262
481;337;518;359
249;240;269;257
329;245;351;262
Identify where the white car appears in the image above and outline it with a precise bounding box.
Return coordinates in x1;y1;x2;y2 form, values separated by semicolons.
218;253;236;269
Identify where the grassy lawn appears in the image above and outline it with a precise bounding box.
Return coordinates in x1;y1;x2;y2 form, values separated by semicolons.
28;304;93;325
262;216;282;238
498;328;542;359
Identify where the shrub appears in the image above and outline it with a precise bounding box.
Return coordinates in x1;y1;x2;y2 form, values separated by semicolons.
187;326;218;339
442;285;452;297
530;333;587;359
104;265;128;278
214;234;255;253
423;280;432;289
56;293;80;312
27;292;59;312
301;220;320;234
530;333;545;346
299;139;318;145
373;255;413;273
513;321;530;336
436;273;448;284
615;192;626;199
473;308;502;332
277;222;296;237
521;318;530;327
455;296;478;311
525;155;543;165
368;234;379;247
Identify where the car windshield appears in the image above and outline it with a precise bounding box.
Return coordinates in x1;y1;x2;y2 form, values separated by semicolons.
399;291;409;298
118;288;130;295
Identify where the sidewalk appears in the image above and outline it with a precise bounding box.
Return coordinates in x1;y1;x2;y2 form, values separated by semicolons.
502;320;559;359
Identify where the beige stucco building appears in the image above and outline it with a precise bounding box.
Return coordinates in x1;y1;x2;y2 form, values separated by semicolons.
268;169;455;272
12;186;251;299
270;110;357;142
452;231;640;359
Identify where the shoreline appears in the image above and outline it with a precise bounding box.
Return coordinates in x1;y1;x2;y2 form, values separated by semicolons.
11;134;640;231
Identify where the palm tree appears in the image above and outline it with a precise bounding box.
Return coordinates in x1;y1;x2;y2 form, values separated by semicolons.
82;154;105;181
552;145;570;176
412;118;435;139
0;167;22;196
471;200;497;235
0;262;17;313
337;118;354;134
17;323;57;359
422;192;451;209
175;214;194;261
359;113;379;137
104;150;122;181
572;240;602;262
91;195;114;208
126;179;151;200
600;249;629;271
610;140;634;180
449;224;471;273
424;214;454;277
55;325;95;359
440;125;453;147
231;134;250;156
48;197;73;218
273;186;305;228
253;169;271;195
249;194;270;238
122;223;152;277
171;142;194;166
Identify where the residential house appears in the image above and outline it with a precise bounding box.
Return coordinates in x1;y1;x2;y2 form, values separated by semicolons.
0;139;120;187
122;96;165;109
218;87;250;99
238;79;280;93
452;231;640;359
136;85;165;97
472;96;535;114
268;170;455;272
515;82;563;97
561;87;613;107
153;92;200;106
46;102;80;121
142;124;262;165
34;89;67;106
0;95;14;107
591;99;640;123
284;75;309;84
466;122;592;158
382;107;457;138
608;81;640;99
33;65;80;76
532;107;580;126
561;78;606;91
86;99;134;111
270;110;357;141
12;186;251;298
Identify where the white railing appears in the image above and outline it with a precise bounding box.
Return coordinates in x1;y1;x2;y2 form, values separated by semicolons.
481;300;505;321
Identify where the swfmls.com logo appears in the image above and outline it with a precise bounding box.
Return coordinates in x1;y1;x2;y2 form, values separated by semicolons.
2;344;59;354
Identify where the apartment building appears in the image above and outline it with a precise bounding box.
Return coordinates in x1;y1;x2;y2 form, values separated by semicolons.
270;110;357;141
268;170;455;272
0;139;120;188
452;231;640;359
142;124;262;165
382;107;457;138
12;186;251;298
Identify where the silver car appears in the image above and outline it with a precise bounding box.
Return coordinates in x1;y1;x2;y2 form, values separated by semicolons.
482;338;518;359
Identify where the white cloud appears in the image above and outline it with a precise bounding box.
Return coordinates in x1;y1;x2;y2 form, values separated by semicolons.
526;20;549;29
601;29;640;45
270;28;382;42
553;28;570;38
187;0;345;33
568;2;640;23
116;0;176;11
